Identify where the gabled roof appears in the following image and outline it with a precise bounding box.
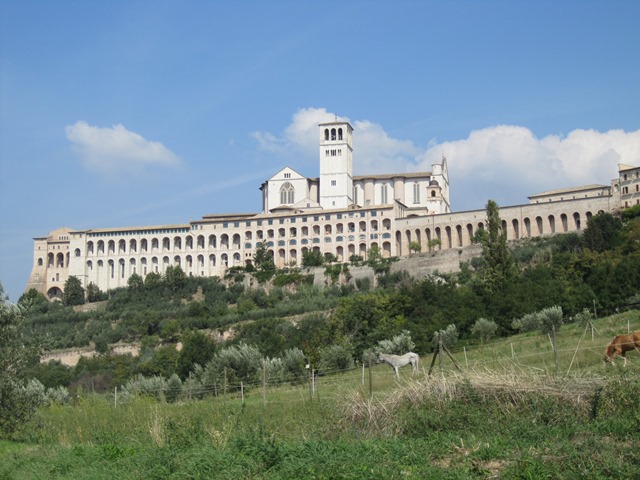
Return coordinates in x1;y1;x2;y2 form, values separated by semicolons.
267;166;307;181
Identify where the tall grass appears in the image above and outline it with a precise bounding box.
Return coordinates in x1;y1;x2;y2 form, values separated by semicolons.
4;311;640;479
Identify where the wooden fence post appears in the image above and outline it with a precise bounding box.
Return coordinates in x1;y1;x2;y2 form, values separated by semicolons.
262;363;267;406
368;353;373;398
552;325;558;373
223;367;227;403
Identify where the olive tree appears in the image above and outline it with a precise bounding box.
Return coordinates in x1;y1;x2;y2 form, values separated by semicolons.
0;283;41;435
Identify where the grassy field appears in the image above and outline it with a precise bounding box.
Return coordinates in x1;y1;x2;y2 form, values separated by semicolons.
2;311;640;479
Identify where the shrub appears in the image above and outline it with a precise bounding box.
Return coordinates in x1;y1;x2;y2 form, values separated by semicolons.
432;324;458;350
165;374;183;402
318;343;354;372
203;343;263;390
538;305;563;335
377;330;415;355
471;318;498;342
281;347;307;384
121;374;166;401
512;312;541;333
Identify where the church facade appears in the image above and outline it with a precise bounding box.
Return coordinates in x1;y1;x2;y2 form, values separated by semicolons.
26;121;638;300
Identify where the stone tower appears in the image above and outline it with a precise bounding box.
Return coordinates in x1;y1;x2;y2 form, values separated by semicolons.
319;121;353;209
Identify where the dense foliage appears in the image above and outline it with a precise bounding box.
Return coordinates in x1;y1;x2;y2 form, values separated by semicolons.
9;206;640;395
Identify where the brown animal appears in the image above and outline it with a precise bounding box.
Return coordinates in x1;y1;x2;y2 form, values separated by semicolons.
603;331;640;366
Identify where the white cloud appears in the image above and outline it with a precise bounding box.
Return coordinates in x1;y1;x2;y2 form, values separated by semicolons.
419;126;640;210
251;107;419;173
251;107;338;157
65;121;181;175
253;109;640;211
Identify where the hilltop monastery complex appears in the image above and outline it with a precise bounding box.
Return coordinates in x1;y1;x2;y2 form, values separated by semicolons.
27;121;640;300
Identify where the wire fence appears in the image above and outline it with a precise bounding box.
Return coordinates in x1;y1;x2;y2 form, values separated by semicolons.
94;314;640;408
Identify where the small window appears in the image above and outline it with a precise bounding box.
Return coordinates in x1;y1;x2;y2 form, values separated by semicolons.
331;180;337;186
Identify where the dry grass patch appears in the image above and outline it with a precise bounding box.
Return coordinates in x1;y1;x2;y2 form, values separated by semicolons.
339;369;600;431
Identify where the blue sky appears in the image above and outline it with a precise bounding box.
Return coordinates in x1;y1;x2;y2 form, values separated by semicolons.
1;0;639;301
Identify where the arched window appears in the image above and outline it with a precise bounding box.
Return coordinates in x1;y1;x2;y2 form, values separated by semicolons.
324;129;329;141
280;182;295;204
338;128;343;140
331;128;336;140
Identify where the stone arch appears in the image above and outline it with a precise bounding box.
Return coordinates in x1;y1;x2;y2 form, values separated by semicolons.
512;219;520;239
444;226;452;249
47;287;63;301
455;225;463;247
382;241;391;258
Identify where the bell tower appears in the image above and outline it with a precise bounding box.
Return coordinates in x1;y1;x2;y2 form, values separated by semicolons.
319;121;353;209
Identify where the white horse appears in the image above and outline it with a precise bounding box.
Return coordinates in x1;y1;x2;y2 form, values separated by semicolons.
378;352;420;377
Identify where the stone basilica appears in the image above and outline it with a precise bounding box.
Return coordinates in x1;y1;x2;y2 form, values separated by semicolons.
26;121;639;299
